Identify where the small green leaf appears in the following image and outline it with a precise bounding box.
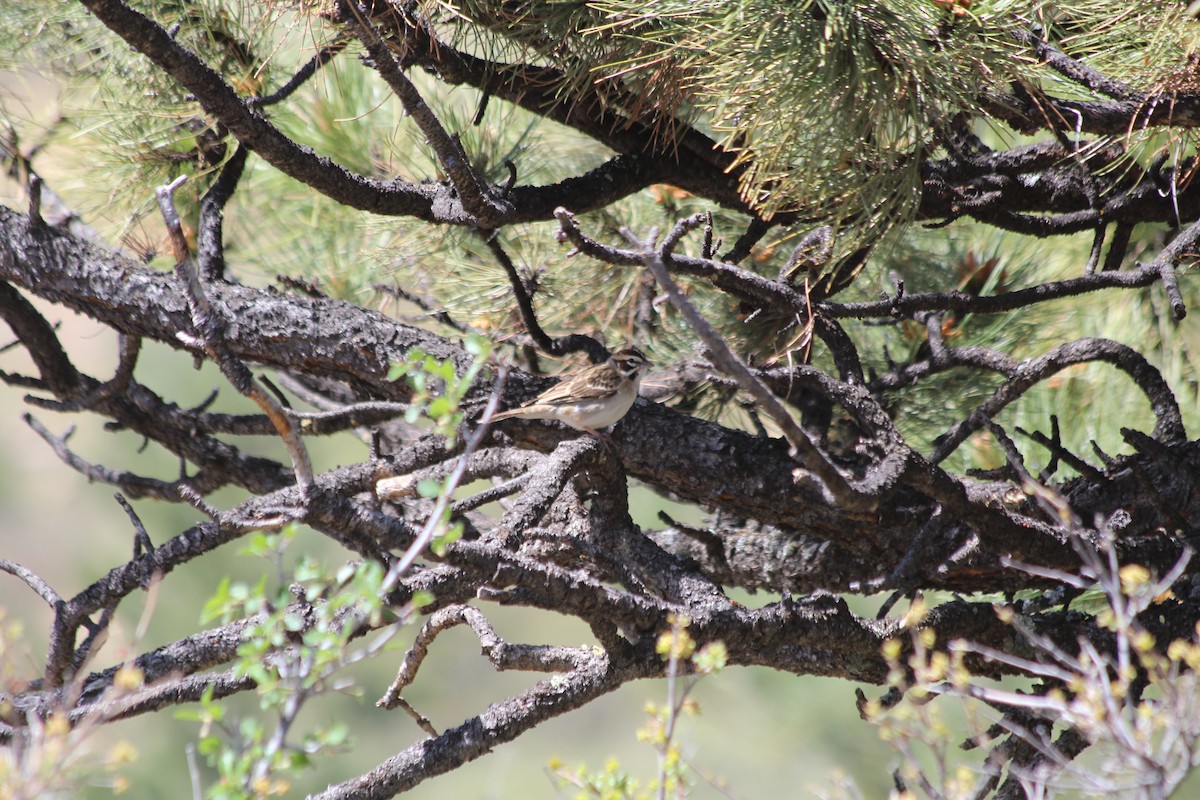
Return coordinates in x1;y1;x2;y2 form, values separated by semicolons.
428;396;452;419
432;522;463;555
295;557;322;583
694;641;728;674
416;478;444;498
200;576;233;624
464;335;490;357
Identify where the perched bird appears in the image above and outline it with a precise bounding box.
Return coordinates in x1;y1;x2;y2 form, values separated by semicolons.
490;347;651;438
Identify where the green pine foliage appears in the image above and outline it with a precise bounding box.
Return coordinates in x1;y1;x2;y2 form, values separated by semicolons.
436;1;1196;230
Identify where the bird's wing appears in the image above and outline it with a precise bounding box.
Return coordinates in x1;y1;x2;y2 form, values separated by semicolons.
531;380;589;406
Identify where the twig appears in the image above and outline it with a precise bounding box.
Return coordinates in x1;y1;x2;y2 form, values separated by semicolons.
1085;225;1106;273
722;217;773;264
932;338;1185;464
1156;257;1187;321
156;176;316;496
27;334;142;412
618;214;867;508
384;365;507;581
253;39;348;107
865;507;947;601
555;207;810;314
1014;422;1106;482
197;146;248;281
1013;26;1140;102
114;494;155;561
379;604;593;709
450;473;531;514
374;283;471;333
0;558;61;607
27;174;43;227
1101;222;1133;272
345;3;509;225
391;696;440;738
478;229;607;362
23;413;183;500
984;420;1038;488
323;654;622;799
825;258;1171;320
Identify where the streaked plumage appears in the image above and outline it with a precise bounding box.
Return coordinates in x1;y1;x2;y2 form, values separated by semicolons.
491;347;650;436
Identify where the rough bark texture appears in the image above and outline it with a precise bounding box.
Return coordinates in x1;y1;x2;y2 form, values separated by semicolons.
3;3;1200;798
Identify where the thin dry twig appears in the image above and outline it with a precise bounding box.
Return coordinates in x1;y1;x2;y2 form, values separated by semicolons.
156;176;315;498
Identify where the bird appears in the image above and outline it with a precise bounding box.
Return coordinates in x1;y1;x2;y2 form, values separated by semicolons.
489;346;651;439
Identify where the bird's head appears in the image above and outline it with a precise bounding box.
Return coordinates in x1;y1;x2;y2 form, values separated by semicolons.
608;346;650;382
